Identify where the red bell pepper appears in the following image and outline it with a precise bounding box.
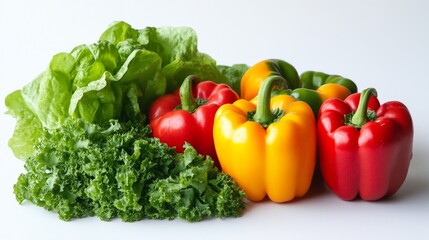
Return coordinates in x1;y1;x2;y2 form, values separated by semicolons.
317;88;413;201
149;75;239;168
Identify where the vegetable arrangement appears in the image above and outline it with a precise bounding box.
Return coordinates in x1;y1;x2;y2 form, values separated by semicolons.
5;21;414;222
6;21;247;222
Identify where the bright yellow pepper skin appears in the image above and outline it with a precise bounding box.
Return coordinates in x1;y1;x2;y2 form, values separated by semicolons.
214;76;316;202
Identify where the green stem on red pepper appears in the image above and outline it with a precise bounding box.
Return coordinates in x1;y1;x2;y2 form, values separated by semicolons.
349;88;377;128
317;87;413;201
252;75;288;127
179;75;199;112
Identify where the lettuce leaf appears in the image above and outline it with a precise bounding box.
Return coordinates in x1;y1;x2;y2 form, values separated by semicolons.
21;53;76;129
99;21;139;46
217;64;249;95
5;90;42;160
6;21;236;160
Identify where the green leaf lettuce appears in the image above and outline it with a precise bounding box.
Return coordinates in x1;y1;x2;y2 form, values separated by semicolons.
6;21;242;160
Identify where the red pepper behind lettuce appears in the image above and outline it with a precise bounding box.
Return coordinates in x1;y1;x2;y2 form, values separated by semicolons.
149;75;239;168
317;88;413;201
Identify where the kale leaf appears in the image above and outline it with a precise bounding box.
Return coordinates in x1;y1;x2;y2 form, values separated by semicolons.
14;118;246;222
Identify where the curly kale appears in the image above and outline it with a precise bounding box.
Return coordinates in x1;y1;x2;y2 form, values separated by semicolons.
13;118;246;222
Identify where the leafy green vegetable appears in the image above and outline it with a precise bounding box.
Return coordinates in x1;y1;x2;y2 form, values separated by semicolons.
7;21;248;221
6;21;241;160
14;118;246;222
145;144;246;221
5;90;42;160
217;64;249;95
21;52;76;129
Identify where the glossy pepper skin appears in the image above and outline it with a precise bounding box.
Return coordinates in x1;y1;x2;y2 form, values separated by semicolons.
295;71;357;115
300;71;358;93
242;60;357;116
273;81;353;117
318;88;413;201
214;76;316;202
240;59;300;100
149;75;239;168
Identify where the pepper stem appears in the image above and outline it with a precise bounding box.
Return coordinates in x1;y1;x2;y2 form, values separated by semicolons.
350;88;377;127
253;75;288;126
180;75;199;112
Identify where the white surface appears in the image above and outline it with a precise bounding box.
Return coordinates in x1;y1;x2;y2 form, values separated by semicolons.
1;0;428;239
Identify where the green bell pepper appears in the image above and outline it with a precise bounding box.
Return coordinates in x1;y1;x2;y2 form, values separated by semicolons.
300;71;358;93
273;71;358;116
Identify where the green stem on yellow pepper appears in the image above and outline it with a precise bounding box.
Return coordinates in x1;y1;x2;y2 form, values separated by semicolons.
253;75;288;127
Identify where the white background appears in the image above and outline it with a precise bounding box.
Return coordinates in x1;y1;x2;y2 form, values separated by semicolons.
1;0;428;239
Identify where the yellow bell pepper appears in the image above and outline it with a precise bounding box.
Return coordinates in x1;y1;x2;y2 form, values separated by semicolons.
213;76;316;202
